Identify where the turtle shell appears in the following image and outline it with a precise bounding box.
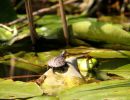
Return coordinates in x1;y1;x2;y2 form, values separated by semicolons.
48;56;66;68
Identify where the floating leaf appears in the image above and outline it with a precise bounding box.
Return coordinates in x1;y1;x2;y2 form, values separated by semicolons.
72;21;130;47
98;58;130;79
67;46;130;58
0;79;43;99
0;50;61;73
58;79;130;100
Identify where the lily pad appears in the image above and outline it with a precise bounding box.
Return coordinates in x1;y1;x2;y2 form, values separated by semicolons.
58;79;130;100
0;79;43;99
0;50;61;73
72;21;130;47
98;58;130;79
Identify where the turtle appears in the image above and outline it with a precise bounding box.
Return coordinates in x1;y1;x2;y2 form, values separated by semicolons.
47;50;67;71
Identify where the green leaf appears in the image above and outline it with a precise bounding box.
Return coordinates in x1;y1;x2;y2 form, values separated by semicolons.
36;15;94;40
1;47;130;73
72;21;130;46
0;27;13;41
0;79;43;99
58;79;130;100
67;46;130;58
0;50;62;73
98;58;130;79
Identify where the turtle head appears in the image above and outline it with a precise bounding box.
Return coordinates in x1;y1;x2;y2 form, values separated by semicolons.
60;50;67;57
